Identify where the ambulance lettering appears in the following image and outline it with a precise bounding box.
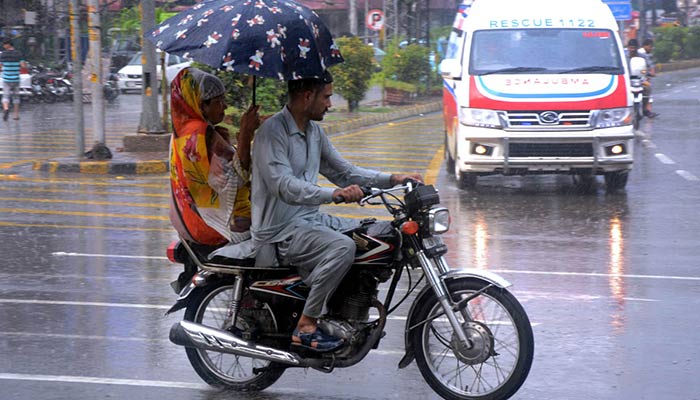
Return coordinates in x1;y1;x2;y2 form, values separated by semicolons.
489;18;595;28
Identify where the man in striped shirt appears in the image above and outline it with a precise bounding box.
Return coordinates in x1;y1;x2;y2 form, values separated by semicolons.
0;39;26;121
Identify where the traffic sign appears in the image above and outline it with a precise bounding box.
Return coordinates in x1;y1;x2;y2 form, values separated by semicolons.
366;9;385;31
602;0;632;21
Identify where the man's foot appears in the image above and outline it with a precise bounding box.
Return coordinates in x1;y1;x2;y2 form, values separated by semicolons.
644;111;659;119
2;109;8;121
291;328;344;353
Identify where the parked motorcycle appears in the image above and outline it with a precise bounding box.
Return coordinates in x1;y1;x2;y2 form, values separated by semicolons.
629;56;648;131
104;72;120;102
165;181;534;399
30;66;73;103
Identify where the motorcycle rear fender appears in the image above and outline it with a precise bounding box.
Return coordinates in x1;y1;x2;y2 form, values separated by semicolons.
397;268;511;369
165;272;222;315
165;282;200;315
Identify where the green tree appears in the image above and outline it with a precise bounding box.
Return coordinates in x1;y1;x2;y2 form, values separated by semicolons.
330;36;375;112
192;62;287;124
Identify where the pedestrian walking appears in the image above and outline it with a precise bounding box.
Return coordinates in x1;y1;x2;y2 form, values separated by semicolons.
0;39;26;121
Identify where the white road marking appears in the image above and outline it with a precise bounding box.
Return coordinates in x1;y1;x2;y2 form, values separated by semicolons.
676;170;699;181
0;298;171;310
493;269;700;282
52;252;168;260
641;139;656;149
654;153;676;164
0;373;210;390
0;331;165;342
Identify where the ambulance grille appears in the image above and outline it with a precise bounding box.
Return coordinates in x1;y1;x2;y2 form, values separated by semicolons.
509;143;593;157
506;111;591;129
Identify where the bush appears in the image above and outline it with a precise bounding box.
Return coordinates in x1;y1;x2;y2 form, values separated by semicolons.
651;25;700;62
379;39;433;94
654;39;674;63
685;26;700;59
330;36;375;112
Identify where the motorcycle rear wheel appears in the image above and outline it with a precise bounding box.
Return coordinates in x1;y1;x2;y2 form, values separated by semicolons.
184;282;285;391
412;278;534;400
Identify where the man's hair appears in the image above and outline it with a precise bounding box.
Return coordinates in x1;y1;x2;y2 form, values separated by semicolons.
642;39;654;47
627;39;639;47
2;38;12;46
288;70;333;97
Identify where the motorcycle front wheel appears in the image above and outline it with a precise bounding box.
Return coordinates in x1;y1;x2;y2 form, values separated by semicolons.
412;278;534;400
633;102;642;130
183;282;285;391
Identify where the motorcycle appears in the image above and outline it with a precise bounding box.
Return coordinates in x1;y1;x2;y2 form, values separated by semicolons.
30;66;72;103
629;56;648;131
104;72;120;102
165;181;534;399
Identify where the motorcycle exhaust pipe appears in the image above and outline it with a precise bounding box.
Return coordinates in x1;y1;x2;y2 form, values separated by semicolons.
169;320;301;366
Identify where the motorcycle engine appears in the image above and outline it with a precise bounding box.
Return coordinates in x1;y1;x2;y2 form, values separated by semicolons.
317;318;358;342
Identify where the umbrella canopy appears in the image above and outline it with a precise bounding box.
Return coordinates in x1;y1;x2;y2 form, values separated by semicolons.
147;0;344;81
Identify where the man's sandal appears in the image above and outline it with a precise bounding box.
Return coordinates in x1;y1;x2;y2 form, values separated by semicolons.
291;328;344;353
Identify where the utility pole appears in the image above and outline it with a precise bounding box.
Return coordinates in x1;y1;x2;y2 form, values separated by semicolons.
87;0;106;148
138;0;164;134
349;0;358;36
70;0;84;158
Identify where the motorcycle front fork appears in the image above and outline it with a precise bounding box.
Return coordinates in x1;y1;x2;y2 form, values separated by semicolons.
416;251;473;346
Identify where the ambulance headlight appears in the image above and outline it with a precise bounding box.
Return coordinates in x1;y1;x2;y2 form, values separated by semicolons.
593;107;632;128
428;207;450;234
459;107;504;128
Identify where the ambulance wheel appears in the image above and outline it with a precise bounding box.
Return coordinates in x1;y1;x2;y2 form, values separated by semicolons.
605;171;628;193
455;168;477;189
445;134;455;173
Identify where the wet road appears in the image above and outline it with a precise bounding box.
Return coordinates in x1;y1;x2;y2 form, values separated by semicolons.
1;69;700;400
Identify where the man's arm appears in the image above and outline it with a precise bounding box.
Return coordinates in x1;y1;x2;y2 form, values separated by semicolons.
318;132;393;188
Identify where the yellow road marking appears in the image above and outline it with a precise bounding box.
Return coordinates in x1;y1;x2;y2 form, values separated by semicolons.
0;175;167;188
0;220;171;232
0;207;168;220
0;196;167;209
425;145;445;186
330;115;441;140
0;186;169;198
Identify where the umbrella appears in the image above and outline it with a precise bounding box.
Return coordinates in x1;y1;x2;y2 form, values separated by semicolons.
147;0;344;82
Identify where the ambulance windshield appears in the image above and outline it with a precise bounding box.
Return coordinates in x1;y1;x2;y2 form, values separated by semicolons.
470;29;624;75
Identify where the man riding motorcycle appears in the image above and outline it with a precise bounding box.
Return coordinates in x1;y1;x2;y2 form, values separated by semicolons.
250;70;422;352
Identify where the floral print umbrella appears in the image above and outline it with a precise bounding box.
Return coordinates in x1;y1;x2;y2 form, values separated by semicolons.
147;0;344;81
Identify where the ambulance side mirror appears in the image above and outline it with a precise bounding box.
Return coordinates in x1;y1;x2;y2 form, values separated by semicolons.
439;59;462;80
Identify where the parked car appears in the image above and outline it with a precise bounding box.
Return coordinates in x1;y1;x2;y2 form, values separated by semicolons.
117;51;191;93
110;37;141;72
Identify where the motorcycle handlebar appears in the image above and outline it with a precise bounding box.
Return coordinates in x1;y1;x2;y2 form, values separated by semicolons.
333;186;373;204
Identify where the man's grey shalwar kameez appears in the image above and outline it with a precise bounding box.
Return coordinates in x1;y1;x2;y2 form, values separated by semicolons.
251;106;393;318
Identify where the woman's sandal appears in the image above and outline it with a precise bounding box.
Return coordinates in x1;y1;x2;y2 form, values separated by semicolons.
291;328;344;353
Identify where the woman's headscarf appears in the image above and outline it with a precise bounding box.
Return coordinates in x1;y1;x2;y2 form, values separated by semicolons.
169;68;228;245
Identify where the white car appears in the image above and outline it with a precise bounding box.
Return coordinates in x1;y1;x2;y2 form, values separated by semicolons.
117;51;191;93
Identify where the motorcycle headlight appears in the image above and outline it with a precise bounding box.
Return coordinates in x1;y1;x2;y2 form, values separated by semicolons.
428;207;450;234
593;107;632;128
459;107;503;128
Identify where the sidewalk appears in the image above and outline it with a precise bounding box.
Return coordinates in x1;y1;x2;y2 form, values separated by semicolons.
32;96;442;175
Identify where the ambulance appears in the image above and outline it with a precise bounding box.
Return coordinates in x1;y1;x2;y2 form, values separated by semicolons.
439;0;634;191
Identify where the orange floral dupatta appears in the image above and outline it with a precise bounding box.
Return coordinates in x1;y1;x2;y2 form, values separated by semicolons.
169;68;226;245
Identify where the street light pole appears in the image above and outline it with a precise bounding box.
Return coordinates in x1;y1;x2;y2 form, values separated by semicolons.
70;0;84;158
87;0;106;147
138;0;164;134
